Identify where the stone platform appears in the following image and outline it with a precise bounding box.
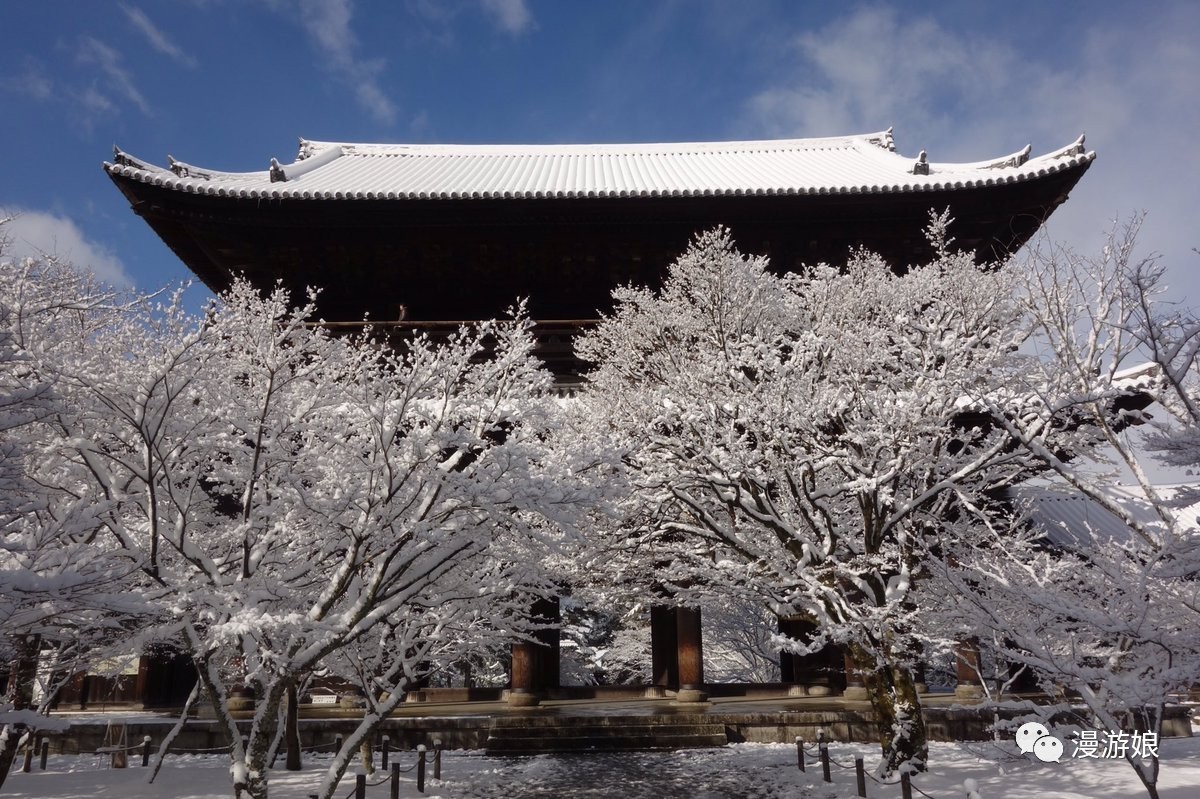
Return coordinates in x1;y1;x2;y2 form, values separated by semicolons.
38;689;1194;756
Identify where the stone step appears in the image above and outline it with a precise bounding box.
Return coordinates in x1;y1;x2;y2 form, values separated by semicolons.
487;723;726;739
484;719;729;755
485;732;728;754
488;714;714;730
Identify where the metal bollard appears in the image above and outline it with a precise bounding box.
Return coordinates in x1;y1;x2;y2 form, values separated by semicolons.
901;772;913;799
819;742;831;783
39;739;49;770
795;737;805;772
381;734;390;768
21;738;33;773
141;736;152;767
855;757;866;797
390;762;400;799
416;744;427;793
355;771;366;799
433;739;442;780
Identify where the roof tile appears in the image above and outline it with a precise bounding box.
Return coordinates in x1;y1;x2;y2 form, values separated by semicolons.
105;132;1096;202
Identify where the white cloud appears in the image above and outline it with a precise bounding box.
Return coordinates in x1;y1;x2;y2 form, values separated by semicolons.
80;86;116;116
480;0;534;35
1;210;132;288
0;60;53;101
120;3;198;68
294;0;398;124
76;36;153;116
743;6;1200;300
745;8;1028;149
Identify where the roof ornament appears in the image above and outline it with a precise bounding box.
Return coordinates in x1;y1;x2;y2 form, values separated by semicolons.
168;155;190;178
911;149;929;175
868;127;896;152
986;144;1032;170
1061;134;1086;158
269;157;287;183
110;147;160;173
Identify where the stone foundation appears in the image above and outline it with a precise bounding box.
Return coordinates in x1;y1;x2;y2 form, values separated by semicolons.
37;700;1193;755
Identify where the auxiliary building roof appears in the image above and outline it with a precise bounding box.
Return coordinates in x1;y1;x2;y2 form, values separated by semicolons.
105;129;1094;202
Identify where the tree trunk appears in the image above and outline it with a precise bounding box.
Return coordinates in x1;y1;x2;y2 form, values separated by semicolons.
0;634;42;792
238;680;286;799
0;725;26;793
850;641;928;776
285;681;302;771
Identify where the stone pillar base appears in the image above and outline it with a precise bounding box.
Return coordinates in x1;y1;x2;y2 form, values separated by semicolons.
506;689;541;707
805;684;834;697
674;688;709;703
842;687;870;701
339;693;367;710
954;684;985;702
914;682;928;695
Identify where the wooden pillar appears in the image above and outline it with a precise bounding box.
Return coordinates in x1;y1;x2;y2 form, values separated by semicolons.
4;635;40;711
953;637;984;701
508;595;559;706
533;596;561;690
778;616;836;696
509;641;537;692
1008;660;1041;693
842;649;869;700
134;654;153;709
778;617;799;684
912;658;928;695
1003;640;1040;694
676;606;705;700
508;641;539;705
650;605;679;688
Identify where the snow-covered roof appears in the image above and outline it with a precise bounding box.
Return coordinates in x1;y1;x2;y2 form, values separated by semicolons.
104;130;1095;202
1017;483;1199;549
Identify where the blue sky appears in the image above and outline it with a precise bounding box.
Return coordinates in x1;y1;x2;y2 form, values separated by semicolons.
2;1;1198;308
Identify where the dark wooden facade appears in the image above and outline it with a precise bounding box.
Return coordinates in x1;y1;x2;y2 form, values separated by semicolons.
109;162;1089;380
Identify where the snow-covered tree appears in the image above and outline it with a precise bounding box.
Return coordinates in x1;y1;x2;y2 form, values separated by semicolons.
573;226;1037;775
934;218;1200;799
15;269;584;799
0;237;145;789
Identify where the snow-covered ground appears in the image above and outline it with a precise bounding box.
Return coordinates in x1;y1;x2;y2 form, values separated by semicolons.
5;737;1200;799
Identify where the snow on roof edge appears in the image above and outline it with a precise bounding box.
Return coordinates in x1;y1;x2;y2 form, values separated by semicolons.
103;132;1096;202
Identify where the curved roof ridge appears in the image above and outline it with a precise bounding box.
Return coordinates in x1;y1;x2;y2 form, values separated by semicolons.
104;131;1095;201
297;130;894;158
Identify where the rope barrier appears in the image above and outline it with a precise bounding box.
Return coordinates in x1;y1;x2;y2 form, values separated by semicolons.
826;752;857;770
908;779;941;799
960;740;1024;763
793;739;978;799
864;769;902;786
94;743;145;753
163;744;235;754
